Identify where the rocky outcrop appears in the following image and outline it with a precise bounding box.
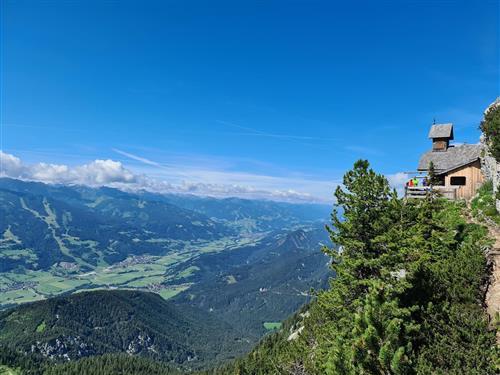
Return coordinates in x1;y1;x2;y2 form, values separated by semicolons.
480;98;500;211
478;98;500;344
30;335;95;360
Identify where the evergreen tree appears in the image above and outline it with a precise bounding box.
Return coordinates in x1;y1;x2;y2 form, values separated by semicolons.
325;159;399;282
216;160;496;375
351;282;417;375
480;102;500;162
427;161;438;186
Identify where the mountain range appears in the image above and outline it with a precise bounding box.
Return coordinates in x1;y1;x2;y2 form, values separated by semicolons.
0;177;333;371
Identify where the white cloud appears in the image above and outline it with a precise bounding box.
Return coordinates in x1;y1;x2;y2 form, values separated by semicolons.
30;163;71;183
1;151;137;187
0;152;25;178
386;172;409;196
0;151;330;203
173;181;315;202
75;160;137;185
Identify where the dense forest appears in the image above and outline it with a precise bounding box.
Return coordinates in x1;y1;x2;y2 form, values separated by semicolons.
0;347;180;375
0;289;250;370
209;160;498;374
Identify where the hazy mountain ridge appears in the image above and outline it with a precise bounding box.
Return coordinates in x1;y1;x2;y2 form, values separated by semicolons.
148;192;332;231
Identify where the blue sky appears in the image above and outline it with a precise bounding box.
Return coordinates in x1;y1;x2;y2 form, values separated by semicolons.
1;1;498;202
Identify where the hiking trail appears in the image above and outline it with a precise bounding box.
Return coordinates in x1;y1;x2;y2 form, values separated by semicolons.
466;204;500;343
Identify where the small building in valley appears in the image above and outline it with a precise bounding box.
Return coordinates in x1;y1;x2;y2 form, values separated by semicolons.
415;123;484;200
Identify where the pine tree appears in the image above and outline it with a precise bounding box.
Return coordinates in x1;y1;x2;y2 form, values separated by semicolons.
325;159;399;282
480;102;500;162
427;161;438;186
351;282;417;375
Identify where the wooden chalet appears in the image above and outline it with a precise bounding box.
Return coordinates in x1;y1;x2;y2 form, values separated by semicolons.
407;123;484;200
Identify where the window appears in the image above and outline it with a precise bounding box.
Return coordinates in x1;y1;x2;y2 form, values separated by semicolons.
450;176;466;186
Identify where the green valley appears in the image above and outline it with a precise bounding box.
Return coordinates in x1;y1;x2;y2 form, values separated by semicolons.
0;178;330;310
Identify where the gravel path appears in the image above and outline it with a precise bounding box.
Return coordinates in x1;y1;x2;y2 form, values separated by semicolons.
465;204;500;343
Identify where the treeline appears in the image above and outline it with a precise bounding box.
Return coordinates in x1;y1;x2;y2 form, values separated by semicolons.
212;160;497;374
44;354;180;375
0;345;45;374
0;347;179;375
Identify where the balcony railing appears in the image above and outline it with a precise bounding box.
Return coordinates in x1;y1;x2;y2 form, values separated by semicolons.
405;186;458;200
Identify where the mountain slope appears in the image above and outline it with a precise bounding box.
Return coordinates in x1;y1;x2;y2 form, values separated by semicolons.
0;178;230;271
173;227;331;336
0;290;245;369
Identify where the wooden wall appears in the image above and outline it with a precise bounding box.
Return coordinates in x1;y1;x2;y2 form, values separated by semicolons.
432;139;449;151
443;160;484;199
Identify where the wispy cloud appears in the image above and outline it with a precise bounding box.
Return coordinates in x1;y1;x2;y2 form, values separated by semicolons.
1;150;337;203
2;122;83;133
112;148;339;202
112;148;164;168
344;145;383;156
215;120;339;142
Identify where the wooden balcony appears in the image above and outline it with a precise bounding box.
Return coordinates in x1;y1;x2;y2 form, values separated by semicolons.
405;186;458;200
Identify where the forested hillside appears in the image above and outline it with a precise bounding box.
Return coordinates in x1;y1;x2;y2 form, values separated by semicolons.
0;178;228;272
211;160;498;374
173;227;330;335
0;348;180;375
0;290;246;370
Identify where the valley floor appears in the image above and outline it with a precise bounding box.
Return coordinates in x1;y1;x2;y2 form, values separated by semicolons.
0;235;262;309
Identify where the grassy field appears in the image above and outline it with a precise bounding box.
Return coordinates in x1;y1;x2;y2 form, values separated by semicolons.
125;275;165;287
0;365;20;375
263;322;282;330
158;285;192;299
176;266;200;279
35;321;46;332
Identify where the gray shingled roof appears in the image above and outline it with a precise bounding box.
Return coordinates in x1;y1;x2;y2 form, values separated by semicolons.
417;144;483;174
428;123;454;140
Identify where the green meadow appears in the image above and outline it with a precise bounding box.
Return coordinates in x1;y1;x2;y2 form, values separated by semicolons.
263;322;282;330
0;235;258;309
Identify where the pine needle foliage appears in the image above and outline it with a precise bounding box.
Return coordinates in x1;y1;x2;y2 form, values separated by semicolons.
481;103;500;162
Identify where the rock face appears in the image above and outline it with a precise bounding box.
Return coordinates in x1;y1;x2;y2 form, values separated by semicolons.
480;137;499;209
480;98;500;211
478;98;500;344
30;336;94;360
